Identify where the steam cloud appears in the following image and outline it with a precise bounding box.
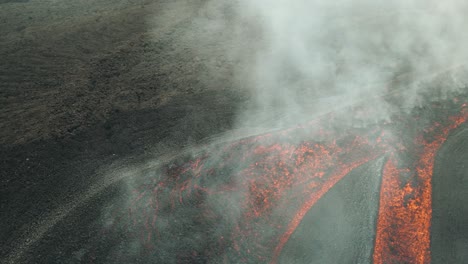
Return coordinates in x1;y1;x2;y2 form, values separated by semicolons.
180;1;468;260
195;0;468;131
102;1;468;262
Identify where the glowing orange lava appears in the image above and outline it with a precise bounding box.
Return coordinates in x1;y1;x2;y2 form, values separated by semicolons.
373;111;468;264
271;155;375;264
100;97;468;263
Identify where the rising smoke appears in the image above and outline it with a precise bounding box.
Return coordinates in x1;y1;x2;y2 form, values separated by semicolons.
193;0;468;131
177;1;468;261
101;1;468;262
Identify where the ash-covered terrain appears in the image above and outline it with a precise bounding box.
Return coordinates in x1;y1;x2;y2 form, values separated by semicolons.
1;0;244;262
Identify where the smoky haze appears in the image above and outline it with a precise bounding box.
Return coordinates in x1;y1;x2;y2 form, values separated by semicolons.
98;1;468;263
174;2;468;260
192;0;468;132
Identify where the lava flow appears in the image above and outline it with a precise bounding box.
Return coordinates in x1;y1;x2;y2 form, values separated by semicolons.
373;109;468;264
97;95;468;263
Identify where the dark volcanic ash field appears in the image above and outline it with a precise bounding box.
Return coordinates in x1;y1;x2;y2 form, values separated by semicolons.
1;1;468;263
1;1;244;262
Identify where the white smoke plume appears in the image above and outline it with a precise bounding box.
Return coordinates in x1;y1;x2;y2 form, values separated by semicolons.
192;0;468;131
114;1;468;262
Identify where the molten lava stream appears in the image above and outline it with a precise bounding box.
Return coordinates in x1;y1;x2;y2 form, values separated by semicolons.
373;113;468;264
270;155;379;264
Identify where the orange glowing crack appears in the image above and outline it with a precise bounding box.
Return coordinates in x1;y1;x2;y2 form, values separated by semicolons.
270;156;376;264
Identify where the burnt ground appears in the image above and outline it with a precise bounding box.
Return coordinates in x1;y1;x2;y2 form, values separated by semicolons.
0;0;246;262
